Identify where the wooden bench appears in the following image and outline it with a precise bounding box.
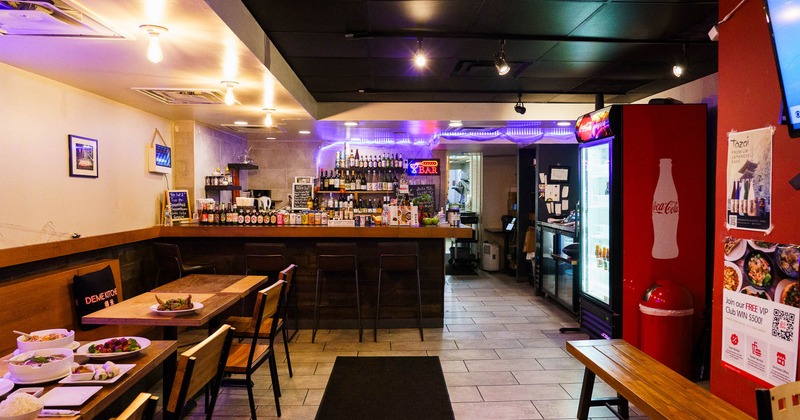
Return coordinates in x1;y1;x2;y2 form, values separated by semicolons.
0;259;157;355
566;339;752;419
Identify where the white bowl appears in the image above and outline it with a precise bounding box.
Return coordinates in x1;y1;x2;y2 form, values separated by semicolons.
7;348;74;383
69;363;96;381
0;393;43;420
16;329;75;352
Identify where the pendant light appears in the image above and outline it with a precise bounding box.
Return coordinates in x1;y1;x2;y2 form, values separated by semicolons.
221;81;238;106
673;44;687;78
139;25;168;63
413;39;427;68
263;108;276;127
494;39;510;76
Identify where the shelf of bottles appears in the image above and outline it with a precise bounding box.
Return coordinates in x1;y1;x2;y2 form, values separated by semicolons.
318;150;405;194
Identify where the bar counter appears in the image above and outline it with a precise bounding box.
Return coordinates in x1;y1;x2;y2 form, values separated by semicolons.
159;224;473;329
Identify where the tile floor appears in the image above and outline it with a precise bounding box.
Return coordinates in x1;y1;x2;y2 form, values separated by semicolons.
149;270;649;419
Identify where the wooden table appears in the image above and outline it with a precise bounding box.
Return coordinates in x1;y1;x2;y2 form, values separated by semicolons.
566;339;750;419
82;291;241;408
152;274;269;298
0;340;177;420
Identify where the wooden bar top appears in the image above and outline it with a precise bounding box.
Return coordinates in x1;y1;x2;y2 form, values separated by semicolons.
160;224;473;239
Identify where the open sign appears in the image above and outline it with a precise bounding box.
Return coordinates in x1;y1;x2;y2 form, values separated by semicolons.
407;159;440;176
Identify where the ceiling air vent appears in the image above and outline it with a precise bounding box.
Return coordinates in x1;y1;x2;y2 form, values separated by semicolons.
133;88;226;105
221;124;287;134
0;0;123;38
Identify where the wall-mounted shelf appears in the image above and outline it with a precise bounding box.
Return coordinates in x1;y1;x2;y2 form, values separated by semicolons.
228;163;259;170
205;185;242;191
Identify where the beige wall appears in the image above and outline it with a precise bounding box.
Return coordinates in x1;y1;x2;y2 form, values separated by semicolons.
0;63;172;248
246;139;322;210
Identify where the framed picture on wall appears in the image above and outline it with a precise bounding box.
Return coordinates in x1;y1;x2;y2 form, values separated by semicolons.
549;166;569;183
69;135;98;178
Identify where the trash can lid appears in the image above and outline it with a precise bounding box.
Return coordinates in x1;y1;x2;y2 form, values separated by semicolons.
640;281;694;310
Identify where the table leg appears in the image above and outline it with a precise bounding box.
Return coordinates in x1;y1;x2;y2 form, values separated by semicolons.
577;368;595;420
162;326;178;409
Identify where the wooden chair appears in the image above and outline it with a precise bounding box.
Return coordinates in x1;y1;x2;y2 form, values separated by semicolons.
757;381;800;420
224;264;297;378
222;280;287;418
154;242;216;286
164;324;234;420
111;393;158;420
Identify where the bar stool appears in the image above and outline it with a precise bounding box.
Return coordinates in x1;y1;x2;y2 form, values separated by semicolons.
375;242;424;342
313;242;361;343
243;243;294;330
153;242;216;286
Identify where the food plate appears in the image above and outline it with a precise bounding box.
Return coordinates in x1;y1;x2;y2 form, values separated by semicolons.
40;386;102;407
776;245;800;278
76;337;150;360
741;286;771;300
744;250;775;289
748;239;778;253
148;301;204;315
3;372;69;385
0;378;13;398
12;341;80;356
775;279;800;308
58;364;135;385
723;261;743;292
723;238;747;261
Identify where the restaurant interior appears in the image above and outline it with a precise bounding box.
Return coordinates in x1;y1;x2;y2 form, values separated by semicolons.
0;0;799;419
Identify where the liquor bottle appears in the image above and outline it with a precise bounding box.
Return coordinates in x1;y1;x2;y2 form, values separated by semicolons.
728;180;737;214
354;149;360;168
200;204;207;225
361;172;367;191
332;170;340;190
348;149;354;168
163;203;173;226
244;209;251;225
747;181;757;217
238;206;244;225
355;171;362;190
739;180;747;217
651;158;679;259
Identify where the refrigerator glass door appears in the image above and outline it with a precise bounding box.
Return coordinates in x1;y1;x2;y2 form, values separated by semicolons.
580;140;611;304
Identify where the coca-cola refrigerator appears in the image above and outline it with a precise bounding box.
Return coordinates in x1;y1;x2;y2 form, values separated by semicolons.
574;104;709;348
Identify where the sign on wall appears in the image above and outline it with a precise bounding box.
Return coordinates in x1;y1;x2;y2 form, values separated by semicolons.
407;159;440;176
725;127;773;232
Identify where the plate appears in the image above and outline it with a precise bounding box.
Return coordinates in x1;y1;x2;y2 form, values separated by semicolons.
3;372;69;385
148;301;204;315
775;279;800;308
58;364;134;385
741;286;771;300
12;341;80;356
0;378;13;398
776;245;800;278
748;239;777;253
723;261;743;292
40;386;102;407
723;238;746;261
76;337;150;360
743;250;775;289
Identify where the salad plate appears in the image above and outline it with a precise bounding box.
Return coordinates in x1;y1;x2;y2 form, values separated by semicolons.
58;364;135;385
40;386;102;407
0;378;13;397
76;337;150;360
148;301;204;315
3;372;69;385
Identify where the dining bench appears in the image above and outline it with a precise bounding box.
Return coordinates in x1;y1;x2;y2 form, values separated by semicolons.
0;259;157;355
566;339;752;419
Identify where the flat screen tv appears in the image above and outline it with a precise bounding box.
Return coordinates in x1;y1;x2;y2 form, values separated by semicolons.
764;0;800;137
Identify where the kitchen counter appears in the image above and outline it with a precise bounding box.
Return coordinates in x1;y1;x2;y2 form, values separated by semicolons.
160;224;473;239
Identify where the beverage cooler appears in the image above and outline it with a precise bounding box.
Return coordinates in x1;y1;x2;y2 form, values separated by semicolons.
575;104;709;348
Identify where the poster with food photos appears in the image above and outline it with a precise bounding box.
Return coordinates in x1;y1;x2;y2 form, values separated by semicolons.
725;127;773;232
721;237;799;386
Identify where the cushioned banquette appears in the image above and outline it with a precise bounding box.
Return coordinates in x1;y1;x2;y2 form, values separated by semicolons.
0;259;157;355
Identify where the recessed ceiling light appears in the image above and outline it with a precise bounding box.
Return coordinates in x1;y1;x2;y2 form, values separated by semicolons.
449;120;463;127
344;121;358;127
299;130;311;134
234;121;248;125
266;137;276;140
557;121;572;127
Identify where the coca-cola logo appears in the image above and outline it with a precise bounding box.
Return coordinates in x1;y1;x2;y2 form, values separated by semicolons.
652;200;679;214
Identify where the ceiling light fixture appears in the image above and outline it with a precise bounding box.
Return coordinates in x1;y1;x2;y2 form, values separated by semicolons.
299;130;311;134
449;120;463;127
514;94;526;115
139;24;168;63
673;44;687;78
494;39;510;76
344;121;359;127
234;121;248;125
221;81;238;106
413;38;427;68
263;108;276;127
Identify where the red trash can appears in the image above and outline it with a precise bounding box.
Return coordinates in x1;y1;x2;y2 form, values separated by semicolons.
639;281;694;378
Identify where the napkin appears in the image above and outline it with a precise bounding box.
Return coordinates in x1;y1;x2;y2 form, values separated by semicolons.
40;409;80;417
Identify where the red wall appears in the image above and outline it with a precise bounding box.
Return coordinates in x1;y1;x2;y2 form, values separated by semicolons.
712;0;800;414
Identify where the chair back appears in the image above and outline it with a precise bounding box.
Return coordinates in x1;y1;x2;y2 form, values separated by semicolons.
250;280;286;341
154;242;182;280
378;242;419;270
112;393;158;420
244;243;287;275
166;324;234;419
317;242;357;271
757;381;800;420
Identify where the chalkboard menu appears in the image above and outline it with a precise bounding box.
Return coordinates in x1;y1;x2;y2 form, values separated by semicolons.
409;184;436;216
292;183;313;210
166;190;190;221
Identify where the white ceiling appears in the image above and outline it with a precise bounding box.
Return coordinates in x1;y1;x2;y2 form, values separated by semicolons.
0;0;593;146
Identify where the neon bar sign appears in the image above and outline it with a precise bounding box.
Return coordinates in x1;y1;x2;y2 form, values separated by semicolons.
407;159;440;176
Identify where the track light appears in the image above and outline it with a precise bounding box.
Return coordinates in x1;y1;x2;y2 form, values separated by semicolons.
673;44;687;78
495;39;510;76
221;81;238;106
514;94;526;115
139;25;168;63
413;39;427;68
263;108;276;127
